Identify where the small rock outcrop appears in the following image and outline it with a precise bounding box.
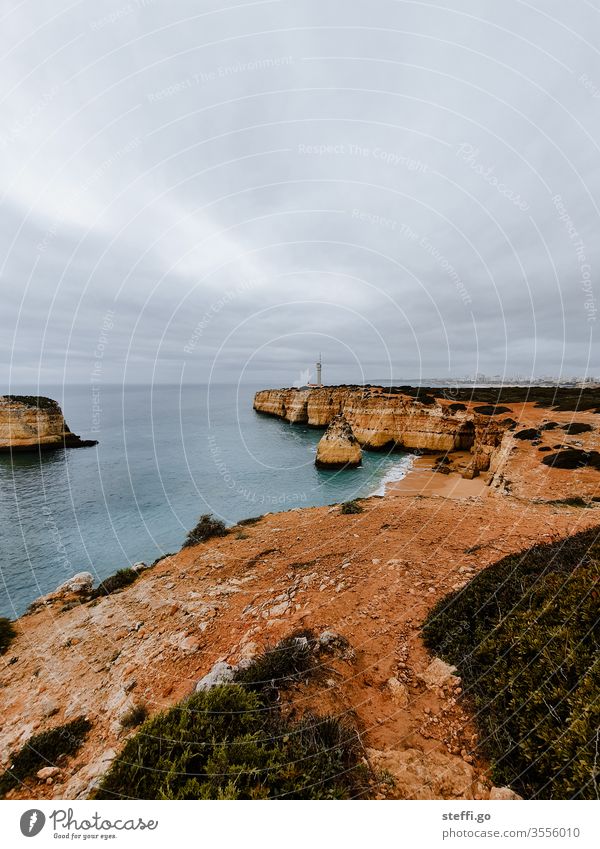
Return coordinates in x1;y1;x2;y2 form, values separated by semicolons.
489;786;523;800
56;572;94;596
195;661;236;692
0;395;98;452
418;657;459;690
367;747;477;800
28;571;95;610
315;415;362;469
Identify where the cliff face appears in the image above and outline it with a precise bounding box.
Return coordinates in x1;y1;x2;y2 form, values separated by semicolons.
0;396;97;452
254;386;505;470
315;415;362;468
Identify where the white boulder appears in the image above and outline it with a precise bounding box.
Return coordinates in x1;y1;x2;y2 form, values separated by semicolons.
195;661;235;692
56;572;94;596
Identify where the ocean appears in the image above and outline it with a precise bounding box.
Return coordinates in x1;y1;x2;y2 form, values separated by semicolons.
0;384;411;617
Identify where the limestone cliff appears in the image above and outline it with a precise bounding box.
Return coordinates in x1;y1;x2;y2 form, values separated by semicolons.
254;386;506;473
0;396;98;452
315;415;362;468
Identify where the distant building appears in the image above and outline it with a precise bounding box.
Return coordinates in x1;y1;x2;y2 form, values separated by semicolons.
308;354;323;387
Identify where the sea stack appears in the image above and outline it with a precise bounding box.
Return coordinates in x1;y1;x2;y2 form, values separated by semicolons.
315;414;362;469
0;395;98;452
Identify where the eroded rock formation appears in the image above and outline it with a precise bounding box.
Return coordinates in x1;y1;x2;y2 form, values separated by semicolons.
254;386;507;473
315;415;362;468
0;396;98;452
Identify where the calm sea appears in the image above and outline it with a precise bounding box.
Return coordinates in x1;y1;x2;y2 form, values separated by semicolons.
0;384;411;617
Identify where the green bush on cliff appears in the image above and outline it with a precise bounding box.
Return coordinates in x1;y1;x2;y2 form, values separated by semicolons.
234;631;317;695
90;568;139;599
4;395;61;411
0;717;91;797
0;617;17;654
182;513;228;548
94;633;366;800
120;703;148;729
422;528;600;799
93;684;363;800
340;500;364;515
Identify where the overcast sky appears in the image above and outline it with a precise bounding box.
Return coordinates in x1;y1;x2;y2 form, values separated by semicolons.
1;0;598;388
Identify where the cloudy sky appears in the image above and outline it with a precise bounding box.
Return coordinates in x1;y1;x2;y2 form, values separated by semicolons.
1;0;598;387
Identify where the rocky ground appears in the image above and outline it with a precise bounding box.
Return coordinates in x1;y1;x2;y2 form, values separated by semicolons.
1;400;599;800
1;500;598;798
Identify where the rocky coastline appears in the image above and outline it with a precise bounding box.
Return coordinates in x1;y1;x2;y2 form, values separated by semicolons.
0;396;98;452
254;385;600;499
0;386;598;800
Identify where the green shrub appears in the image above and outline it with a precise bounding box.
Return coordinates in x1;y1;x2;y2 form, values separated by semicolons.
151;553;176;567
237;515;264;527
0;617;17;655
542;449;600;470
120;703;148;729
234;631;317;695
4;395;61;411
0;717;91;797
548;497;590;508
94;631;366;799
514;428;541;441
340;500;364;515
422;528;600;799
93;684;364;800
182;514;228;548
473;405;512;415
90;568;138;599
562;422;593;435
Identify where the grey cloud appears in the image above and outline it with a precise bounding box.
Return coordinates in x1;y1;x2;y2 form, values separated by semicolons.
1;0;598;388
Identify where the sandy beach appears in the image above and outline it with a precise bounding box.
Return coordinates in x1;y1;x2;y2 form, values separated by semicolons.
388;454;489;500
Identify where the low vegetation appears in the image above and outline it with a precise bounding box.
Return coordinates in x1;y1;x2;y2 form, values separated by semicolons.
0;617;17;654
234;631;316;696
562;422;593;435
541;448;600;470
547;496;591;508
3;395;61;411
151;552;175;567
94;633;366;800
0;717;91;797
120;703;148;729
514;428;541;440
340;500;364;515
423;528;600;799
90;568;139;599
473;405;513;416
182;513;228;548
398;385;600;413
237;515;264;527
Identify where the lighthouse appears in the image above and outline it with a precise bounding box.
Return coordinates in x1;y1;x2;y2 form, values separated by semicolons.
316;353;322;386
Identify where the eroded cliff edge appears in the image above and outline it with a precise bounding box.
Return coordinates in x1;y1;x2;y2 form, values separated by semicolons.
1;388;599;799
0;396;98;452
254;385;507;478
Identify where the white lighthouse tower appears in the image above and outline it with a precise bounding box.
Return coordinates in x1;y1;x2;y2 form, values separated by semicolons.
316;353;322;386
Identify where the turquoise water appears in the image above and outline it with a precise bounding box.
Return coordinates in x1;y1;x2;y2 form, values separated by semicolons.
0;384;410;617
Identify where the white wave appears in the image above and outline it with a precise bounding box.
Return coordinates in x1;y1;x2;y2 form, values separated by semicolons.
371;455;415;496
